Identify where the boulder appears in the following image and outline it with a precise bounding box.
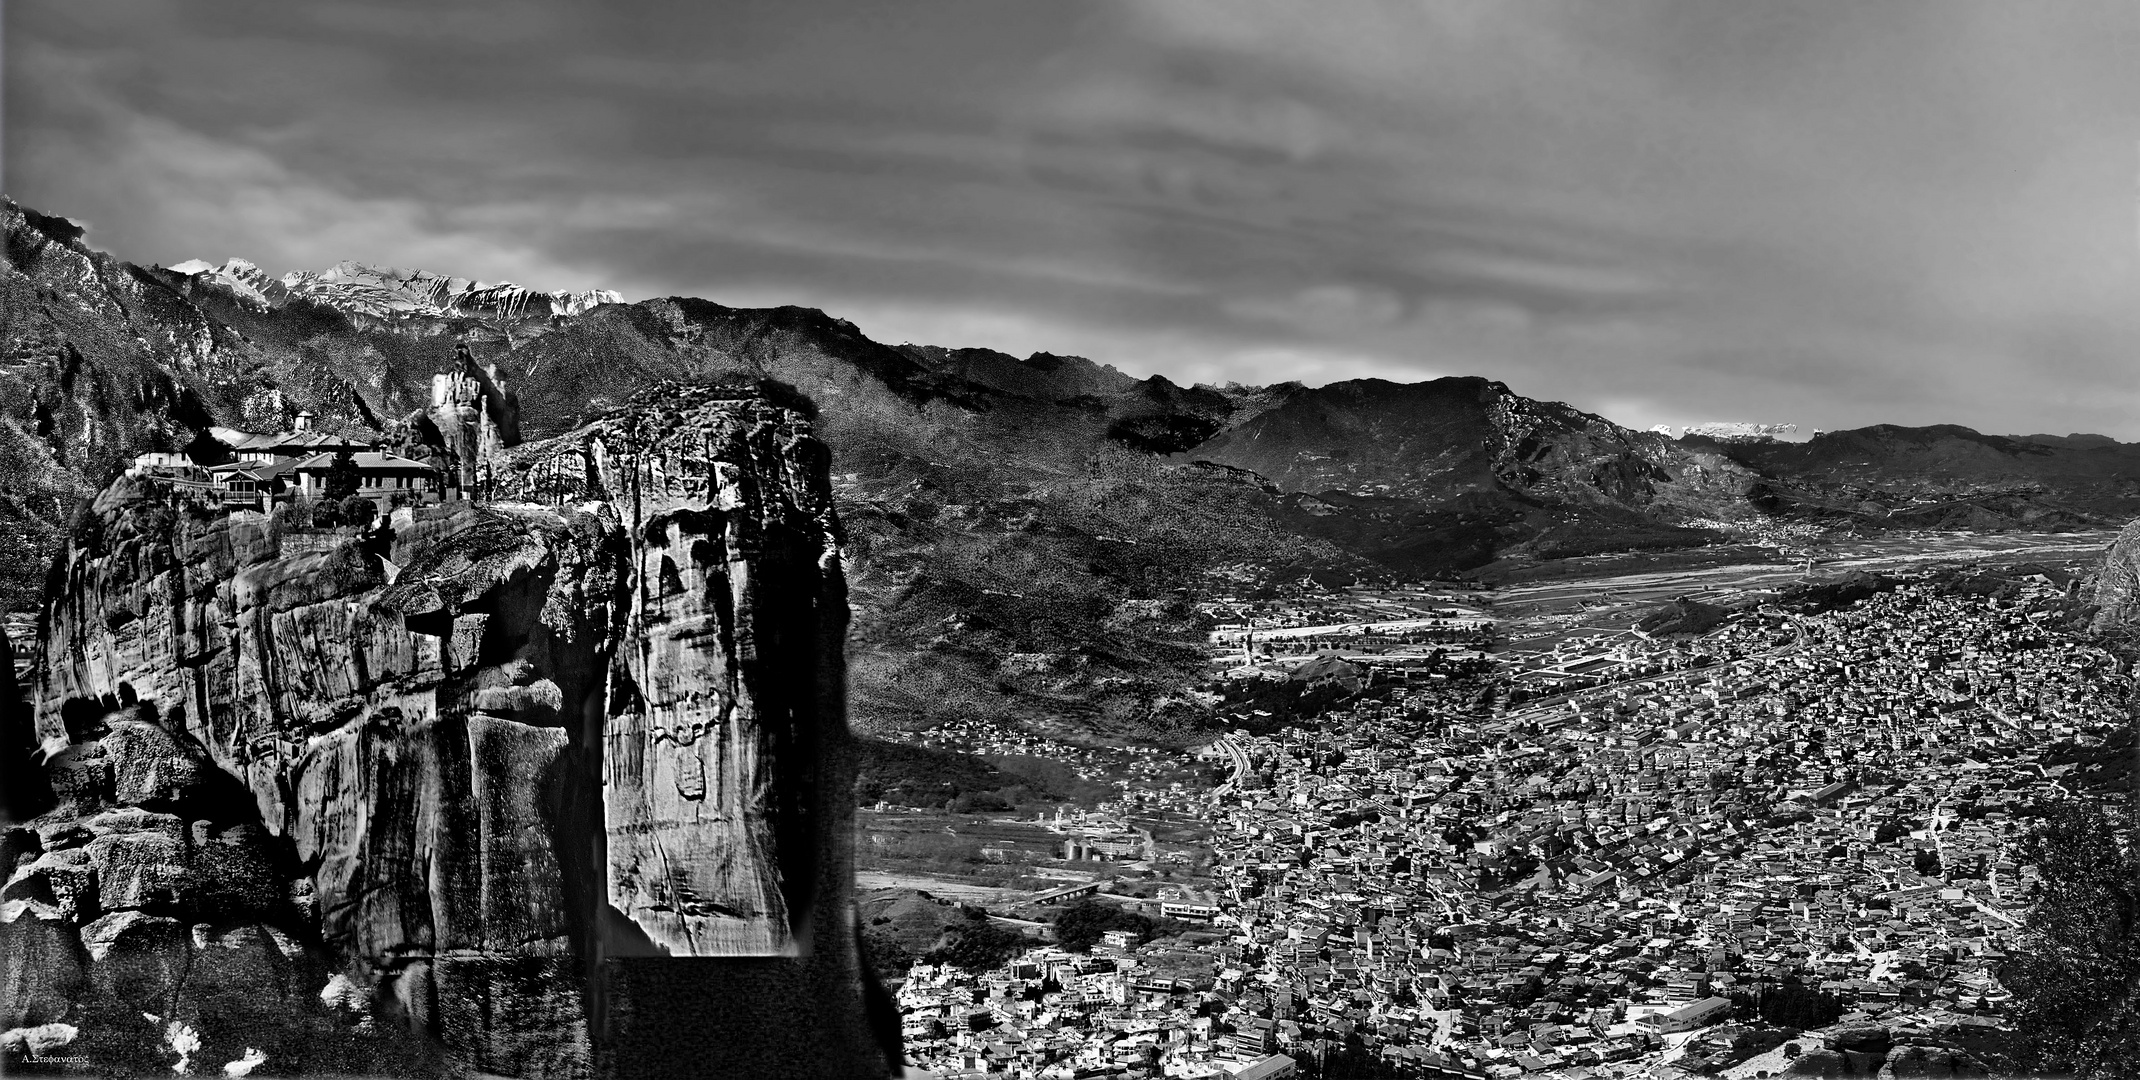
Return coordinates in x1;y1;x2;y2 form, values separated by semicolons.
1784;1047;1846;1076
104;720;211;808
183;822;284;923
0;1021;80;1056
79;910;190;1014
42;742;111;806
1825;1023;1891;1053
83;806;186;837
1888;1045;1943;1078
0;902;86;1028
165;925;297;1073
84;830;186;914
2;847;99;921
31;820;92;851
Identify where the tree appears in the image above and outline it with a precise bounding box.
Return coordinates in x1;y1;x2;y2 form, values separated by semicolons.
340;494;377;528
921;912;1030;973
1051;899;1153;953
323;450;361;501
1911;847;1943;878
2002;799;2140;1078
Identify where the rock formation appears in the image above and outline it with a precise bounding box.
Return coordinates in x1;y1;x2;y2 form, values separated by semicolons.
2087;515;2140;636
495;383;888;1078
498;384;845;959
420;346;522;497
8;386;892;1078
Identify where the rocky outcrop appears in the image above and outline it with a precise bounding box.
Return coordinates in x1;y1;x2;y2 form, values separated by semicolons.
2087;516;2140;635
13;387;891;1077
1780;1022;2001;1077
2;690;439;1077
496;384;888;1077
25;484;627;1075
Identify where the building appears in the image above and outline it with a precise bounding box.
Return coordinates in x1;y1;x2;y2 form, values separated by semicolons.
1231;1053;1298;1080
1162;889;1224;922
202;460;293;511
222;413;376;463
126;451;202;477
1638;996;1733;1033
288;451;443;506
1064;835;1144;861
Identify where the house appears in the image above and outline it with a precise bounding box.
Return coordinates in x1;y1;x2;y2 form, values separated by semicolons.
222;413;376;463
126;451;202;477
287;451;443;506
202;460;291;511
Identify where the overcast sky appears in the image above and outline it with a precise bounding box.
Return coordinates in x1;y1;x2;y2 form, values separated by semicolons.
14;2;2140;437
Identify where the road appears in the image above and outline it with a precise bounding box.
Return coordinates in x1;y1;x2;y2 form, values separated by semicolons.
1209;737;1251;795
1493;531;2115;615
854;872;1028;903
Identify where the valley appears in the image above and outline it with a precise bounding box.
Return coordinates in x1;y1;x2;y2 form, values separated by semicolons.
5;197;2139;1078
877;534;2128;1079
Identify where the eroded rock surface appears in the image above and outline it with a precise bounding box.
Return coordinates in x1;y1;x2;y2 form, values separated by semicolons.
496;385;886;1077
9;387;890;1078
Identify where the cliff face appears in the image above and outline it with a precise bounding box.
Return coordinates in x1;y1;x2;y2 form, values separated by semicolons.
497;385;846;960
496;385;885;1078
8;389;887;1078
24;485;628;1076
2088;517;2140;635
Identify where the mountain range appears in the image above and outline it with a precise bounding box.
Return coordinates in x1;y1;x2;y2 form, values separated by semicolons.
5;196;2138;743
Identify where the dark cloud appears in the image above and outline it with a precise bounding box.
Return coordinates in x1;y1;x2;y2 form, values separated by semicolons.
13;1;2140;436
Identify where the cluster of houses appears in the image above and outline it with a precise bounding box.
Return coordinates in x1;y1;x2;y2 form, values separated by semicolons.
127;411;444;515
897;572;2099;1077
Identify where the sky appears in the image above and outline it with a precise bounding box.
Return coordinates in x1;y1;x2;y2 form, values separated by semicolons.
13;1;2140;437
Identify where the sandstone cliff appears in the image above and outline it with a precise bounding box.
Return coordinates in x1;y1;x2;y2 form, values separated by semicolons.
6;388;890;1078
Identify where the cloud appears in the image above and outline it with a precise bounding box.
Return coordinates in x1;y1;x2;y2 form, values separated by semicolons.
1223;285;1407;329
14;1;2140;438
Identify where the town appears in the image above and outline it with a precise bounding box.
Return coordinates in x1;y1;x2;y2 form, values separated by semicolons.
888;565;2120;1079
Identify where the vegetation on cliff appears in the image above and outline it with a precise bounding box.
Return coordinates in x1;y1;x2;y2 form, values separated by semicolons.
2001;800;2140;1078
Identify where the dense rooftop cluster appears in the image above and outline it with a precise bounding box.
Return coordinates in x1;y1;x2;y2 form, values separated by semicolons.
895;573;2119;1078
913;718;1185;786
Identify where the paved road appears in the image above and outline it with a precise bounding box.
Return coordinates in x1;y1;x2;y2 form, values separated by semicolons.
1209;737;1251;794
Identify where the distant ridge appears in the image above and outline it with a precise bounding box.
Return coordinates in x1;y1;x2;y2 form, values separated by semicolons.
8;193;2140;740
167;256;623;323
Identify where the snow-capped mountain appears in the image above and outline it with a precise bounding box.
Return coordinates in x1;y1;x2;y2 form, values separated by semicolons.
167;257;623;322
